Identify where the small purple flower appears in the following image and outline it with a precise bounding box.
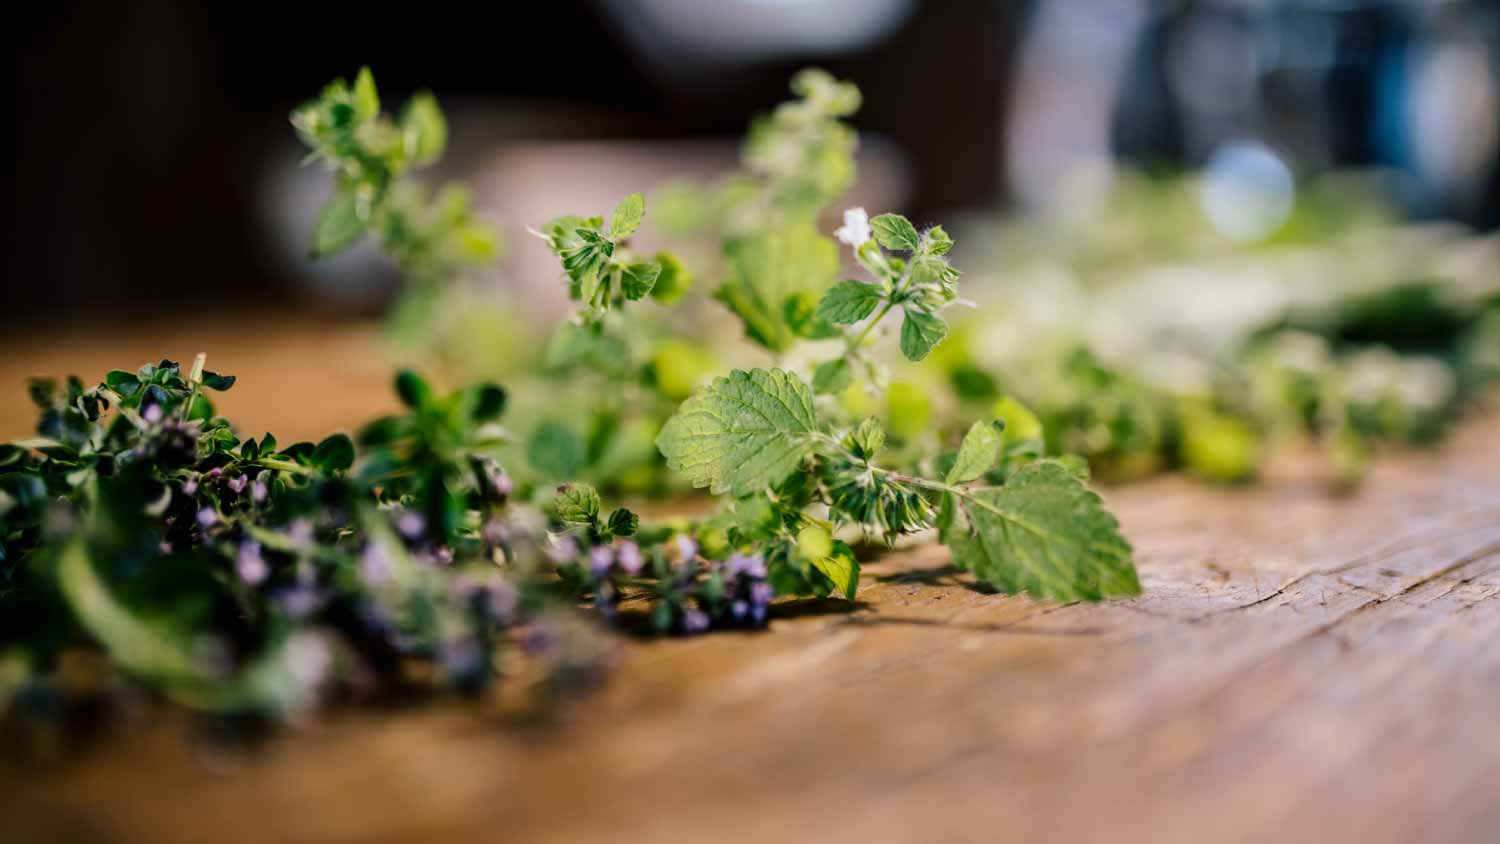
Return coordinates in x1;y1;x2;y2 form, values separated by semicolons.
681;608;710;635
726;552;766;579
180;476;198;496
142;403;163;424
158;540;174;555
544;533;578;564
432;546;454;566
396;510;425;540
283;633;331;691
482;518;508;546
588;544;614;576
207;467;223;480
277;585;325;619
674;535;698;564
359;541;394;585
616;541;643;575
236;540;268;585
750;582;774;607
286;518;314;549
226;474;248;494
731;599;748;620
196;507;217;528
491;469;513;497
481;575;518;623
251;479;268;503
440;637;484;678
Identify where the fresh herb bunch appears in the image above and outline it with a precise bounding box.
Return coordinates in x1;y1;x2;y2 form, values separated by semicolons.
1;67;1150;725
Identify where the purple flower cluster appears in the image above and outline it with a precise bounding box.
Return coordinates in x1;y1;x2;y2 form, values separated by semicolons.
715;552;773;628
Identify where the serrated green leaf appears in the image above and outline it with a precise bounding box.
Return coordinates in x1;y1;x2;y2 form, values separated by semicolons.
946;419;1005;484
817;279;884;324
938;460;1139;601
871;213;920;251
848;416;885;458
923;225;953;255
310;192;366;257
899;309;948;361
610;192;645;239
656;368;819;496
553;483;600;525
812;358;853;395
529;421;583;479
621;261;661;300
810;539;860;600
606;508;639;537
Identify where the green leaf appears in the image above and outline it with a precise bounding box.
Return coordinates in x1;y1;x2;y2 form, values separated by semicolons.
610;192;646;239
899;309;948;362
649;250;693;304
394;370;432;410
946;419;1005;484
528;421;583;479
938;460;1140;601
401;92;447;166
621;261;661;300
993;396;1044;444
606;508;639;537
810;538;861;600
467;383;507;422
782;292;838;340
310;192;366;257
351;66;380;120
817;280;884;324
200;371;236;391
812;358;853;395
715;223;839;352
554;483;600;525
312;433;355;472
656;368;819;497
923;225;954;255
848;416;885;458
870;213;920;251
104;370;141;398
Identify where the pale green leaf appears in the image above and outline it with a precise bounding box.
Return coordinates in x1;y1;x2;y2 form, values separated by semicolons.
310;192;366;257
610;192;646;239
351;67;380;120
553;483;600;525
817;279;884;324
812;358;853;395
656;368;819;496
401;92;447;166
938;460;1140;602
946;419;1005;484
898;309;947;361
621;261;661;300
715;223;839;352
810;539;861;600
871;213;920;251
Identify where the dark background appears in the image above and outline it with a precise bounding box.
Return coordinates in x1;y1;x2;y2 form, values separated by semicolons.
10;0;1500;322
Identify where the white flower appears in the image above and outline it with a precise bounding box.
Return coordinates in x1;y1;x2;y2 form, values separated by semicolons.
834;207;871;248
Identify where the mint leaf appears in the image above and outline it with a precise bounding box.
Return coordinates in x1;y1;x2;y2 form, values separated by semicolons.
621;261;661;300
817;280;884;324
946;419;1005;484
606;508;639;537
899;309;948;361
554;483;600;525
812;358;853;395
400;92;447;166
656;368;819;496
310;192;366;257
649;250;693;304
871;213;920;251
312;433;355;472
848;416;885;458
938;460;1140;601
716;224;839;353
810;539;861;600
923;225;953;255
610;192;646;239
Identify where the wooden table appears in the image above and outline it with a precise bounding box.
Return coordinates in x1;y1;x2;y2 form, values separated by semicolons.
3;320;1499;843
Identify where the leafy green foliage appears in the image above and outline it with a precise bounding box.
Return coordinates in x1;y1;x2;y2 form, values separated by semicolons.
938;461;1140;601
946;420;1005;484
716;223;840;352
655;369;819;496
534;194;681;322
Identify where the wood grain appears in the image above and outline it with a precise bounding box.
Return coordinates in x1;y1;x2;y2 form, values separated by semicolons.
2;322;1498;844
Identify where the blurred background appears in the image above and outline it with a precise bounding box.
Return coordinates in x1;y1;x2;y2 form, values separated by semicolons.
10;0;1500;321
